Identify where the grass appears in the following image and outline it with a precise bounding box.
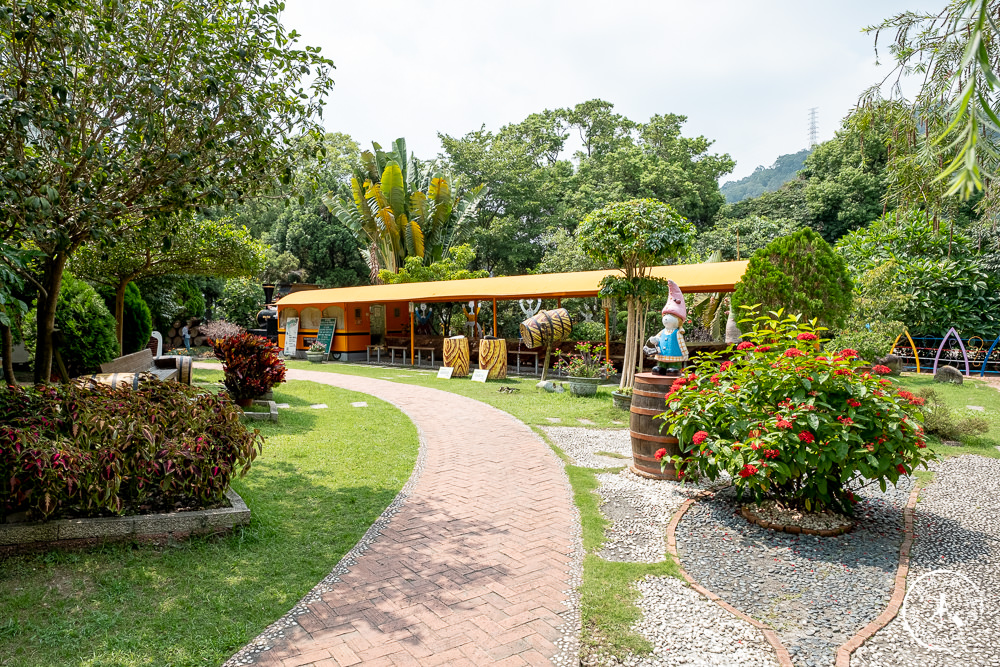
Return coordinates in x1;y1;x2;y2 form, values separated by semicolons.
895;373;1000;460
0;369;418;667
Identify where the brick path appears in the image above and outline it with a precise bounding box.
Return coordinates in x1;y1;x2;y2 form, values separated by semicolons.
222;367;580;666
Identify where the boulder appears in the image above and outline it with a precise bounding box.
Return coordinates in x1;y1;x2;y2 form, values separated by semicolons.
536;380;556;392
934;365;964;384
878;354;903;376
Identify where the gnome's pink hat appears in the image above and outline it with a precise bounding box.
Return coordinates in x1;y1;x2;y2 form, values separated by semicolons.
661;280;686;320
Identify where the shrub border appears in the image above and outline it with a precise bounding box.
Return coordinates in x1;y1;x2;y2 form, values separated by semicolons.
0;488;250;556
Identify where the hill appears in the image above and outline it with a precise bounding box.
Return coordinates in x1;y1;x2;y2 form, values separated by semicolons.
720;148;811;203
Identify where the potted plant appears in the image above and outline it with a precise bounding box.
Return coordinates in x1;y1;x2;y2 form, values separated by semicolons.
555;342;614;396
211;333;287;407
611;385;632;410
306;342;327;363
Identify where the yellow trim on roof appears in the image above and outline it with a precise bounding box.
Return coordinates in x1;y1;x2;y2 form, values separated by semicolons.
276;261;749;308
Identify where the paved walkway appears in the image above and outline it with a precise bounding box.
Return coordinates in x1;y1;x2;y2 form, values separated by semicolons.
217;367;580;667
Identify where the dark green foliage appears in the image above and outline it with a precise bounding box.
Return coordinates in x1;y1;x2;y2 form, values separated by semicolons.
734;228;852;330
721;179;812;228
265;202;370;287
836;210;1000;336
572;321;606;342
0;381;263;520
176;279;206;321
219;278;266;329
693;215;804;261
720;149;811;203
98;283;153;354
25;274;118;376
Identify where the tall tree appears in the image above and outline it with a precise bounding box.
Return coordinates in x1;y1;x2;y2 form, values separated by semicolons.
0;0;333;382
71;217;266;352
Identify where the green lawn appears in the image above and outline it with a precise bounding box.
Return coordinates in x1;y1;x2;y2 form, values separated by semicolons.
0;369;418;667
896;373;1000;459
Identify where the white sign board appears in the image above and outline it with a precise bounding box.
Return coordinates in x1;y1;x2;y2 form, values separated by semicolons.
471;369;489;383
437;366;454;379
283;317;299;357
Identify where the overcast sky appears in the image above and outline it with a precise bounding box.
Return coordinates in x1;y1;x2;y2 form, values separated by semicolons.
280;1;934;183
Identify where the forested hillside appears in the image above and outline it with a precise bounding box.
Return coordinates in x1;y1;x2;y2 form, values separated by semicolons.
720;148;811;203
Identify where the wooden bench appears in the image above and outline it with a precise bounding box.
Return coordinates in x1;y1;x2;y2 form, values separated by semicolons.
509;349;540;375
77;349;193;388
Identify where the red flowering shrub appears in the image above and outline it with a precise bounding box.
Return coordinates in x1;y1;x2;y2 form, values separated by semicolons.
659;309;935;514
0;381;263;521
212;333;287;400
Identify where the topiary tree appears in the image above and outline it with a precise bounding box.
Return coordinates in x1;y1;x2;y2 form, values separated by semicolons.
578;198;695;389
734;228;852;330
24;274;118;377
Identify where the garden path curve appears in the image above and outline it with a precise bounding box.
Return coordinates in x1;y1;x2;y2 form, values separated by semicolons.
214;365;580;667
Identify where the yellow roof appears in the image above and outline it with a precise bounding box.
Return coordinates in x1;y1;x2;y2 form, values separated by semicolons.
276;261;749;308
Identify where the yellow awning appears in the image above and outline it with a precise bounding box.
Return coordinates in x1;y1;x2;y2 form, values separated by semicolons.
276;261;748;308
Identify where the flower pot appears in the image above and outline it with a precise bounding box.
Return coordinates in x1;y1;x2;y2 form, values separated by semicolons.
567;376;602;396
235;397;254;408
306;351;325;363
611;390;632;410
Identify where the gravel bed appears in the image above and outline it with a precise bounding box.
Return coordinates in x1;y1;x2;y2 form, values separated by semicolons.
852;456;1000;667
596;468;701;563
541;425;633;468
675;476;914;667
623;575;778;667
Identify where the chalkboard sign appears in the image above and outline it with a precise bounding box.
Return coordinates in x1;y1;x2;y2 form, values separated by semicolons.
316;318;337;359
283;317;299;357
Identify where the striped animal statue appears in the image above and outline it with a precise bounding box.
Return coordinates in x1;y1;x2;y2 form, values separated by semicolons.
478;338;508;380
519;308;572;349
443;336;470;377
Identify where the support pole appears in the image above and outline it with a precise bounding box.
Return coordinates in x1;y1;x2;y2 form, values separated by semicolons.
410;310;415;365
492;298;497;337
605;306;610;357
557;297;561;309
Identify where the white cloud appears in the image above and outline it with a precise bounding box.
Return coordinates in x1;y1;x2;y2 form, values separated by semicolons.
282;0;937;182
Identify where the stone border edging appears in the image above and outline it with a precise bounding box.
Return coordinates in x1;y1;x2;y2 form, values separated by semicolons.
741;504;854;537
0;488;250;556
665;492;795;667
833;483;921;667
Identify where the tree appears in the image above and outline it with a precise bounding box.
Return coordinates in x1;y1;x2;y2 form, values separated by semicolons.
324;138;487;277
863;0;1000;202
71;218;265;353
264;202;369;287
97;282;152;355
378;245;488;284
578;199;695;390
0;0;334;382
692;215;804;262
733;228;852;330
720;149;812;204
219;279;266;329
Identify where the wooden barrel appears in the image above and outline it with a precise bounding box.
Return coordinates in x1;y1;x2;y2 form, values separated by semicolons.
76;372;147;389
443;336;470;377
519;308;572;348
629;372;681;480
176;355;193;385
479;338;507;379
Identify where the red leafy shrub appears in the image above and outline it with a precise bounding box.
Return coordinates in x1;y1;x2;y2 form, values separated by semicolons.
660;309;936;514
211;333;286;400
0;381;263;521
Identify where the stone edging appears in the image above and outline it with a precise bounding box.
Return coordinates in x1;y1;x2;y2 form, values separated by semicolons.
740;505;854;537
240;399;278;422
833;484;921;667
0;488;250;556
665;492;795;667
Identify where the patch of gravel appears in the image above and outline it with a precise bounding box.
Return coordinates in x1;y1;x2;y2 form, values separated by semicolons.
852;456;1000;667
542;425;633;468
676;476;914;667
596;468;701;563
623;575;779;667
745;500;854;534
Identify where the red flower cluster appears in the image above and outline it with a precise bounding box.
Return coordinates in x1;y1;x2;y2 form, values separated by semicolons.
897;463;908;474
784;348;804;358
837;415;854;425
756;345;772;352
872;365;892;375
847;399;861;407
710;374;721;384
736;341;756;351
798;431;815;443
839;349;858;358
692;431;709;445
763;449;781;459
738;464;759;478
776;418;793;429
654;448;668;461
796;332;818;341
720;361;733;372
834;369;854;376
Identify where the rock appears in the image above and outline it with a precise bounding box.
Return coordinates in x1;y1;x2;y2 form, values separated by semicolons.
878;354;903;376
554;383;565;393
934;364;964;384
536;380;556;392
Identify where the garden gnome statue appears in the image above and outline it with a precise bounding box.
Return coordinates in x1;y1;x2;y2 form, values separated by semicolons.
643;280;688;375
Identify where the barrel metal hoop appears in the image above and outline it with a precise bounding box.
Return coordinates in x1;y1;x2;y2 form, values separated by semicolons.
632;387;669;399
629;429;675;444
630;406;667;417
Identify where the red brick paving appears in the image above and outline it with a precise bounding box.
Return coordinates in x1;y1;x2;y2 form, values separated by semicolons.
228;368;578;666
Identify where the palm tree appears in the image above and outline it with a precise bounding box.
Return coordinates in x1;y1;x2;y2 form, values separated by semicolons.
323;138;487;279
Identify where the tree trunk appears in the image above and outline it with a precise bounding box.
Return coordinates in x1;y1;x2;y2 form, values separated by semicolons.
33;253;68;384
620;298;636;390
1;323;14;386
114;279;128;356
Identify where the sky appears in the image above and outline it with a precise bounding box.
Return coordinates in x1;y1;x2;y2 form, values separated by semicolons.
280;0;935;183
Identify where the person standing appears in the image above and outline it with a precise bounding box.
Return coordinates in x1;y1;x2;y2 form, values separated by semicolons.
181;323;191;353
